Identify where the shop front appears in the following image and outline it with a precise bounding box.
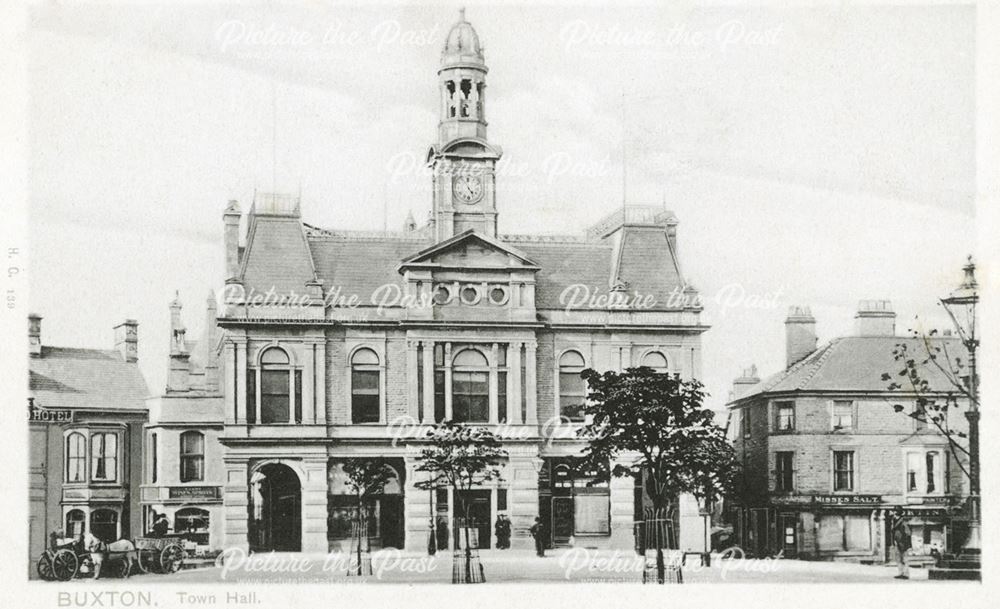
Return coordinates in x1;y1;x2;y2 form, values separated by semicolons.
538;457;611;548
326;459;406;552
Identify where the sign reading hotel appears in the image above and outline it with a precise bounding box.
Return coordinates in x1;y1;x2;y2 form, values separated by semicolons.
27;401;74;423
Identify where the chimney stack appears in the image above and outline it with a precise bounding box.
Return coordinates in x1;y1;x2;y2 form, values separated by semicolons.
785;305;817;368
223;200;242;280
167;293;191;391
28;314;42;357
114;319;139;362
855;300;896;336
732;364;760;400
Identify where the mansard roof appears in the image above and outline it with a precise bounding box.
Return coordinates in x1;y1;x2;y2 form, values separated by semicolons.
29;347;149;411
234;206;695;312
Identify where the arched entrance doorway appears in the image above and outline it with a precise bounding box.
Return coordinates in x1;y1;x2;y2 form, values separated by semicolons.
249;463;301;552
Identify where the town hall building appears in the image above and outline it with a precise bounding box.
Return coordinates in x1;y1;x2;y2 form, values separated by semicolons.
193;11;708;554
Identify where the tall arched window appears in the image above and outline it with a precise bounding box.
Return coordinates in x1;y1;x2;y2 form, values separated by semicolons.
559;350;587;422
260;347;291;424
641;351;669;373
66;432;86;483
453;348;489;423
180;431;205;482
65;509;86;537
90;432;118;482
351;348;381;423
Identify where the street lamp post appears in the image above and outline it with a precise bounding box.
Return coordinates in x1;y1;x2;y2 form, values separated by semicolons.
940;256;979;551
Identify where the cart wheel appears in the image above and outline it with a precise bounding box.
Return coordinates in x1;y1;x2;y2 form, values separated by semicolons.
36;553;55;581
159;545;184;573
51;549;78;581
136;549;152;574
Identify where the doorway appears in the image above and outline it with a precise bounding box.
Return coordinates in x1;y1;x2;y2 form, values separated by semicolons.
249;463;302;552
456;490;491;549
778;513;798;558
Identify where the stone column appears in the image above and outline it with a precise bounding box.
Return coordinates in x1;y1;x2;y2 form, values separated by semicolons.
444;342;453;421
609;465;637;550
508;455;542;550
223;342;236;424
235;339;248;424
421;341;435;424
403;456;433;551
407;340;419;421
300;458;329;553
525;342;538;425
489;343;499;423
509;341;522;425
302;343;315;424
222;459;250;552
315;340;327;425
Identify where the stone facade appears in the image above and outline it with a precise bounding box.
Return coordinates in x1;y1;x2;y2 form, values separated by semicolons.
728;302;971;563
200;11;708;556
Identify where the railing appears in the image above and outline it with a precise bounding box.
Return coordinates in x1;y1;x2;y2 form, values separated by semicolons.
586;206;677;240
251;192;300;217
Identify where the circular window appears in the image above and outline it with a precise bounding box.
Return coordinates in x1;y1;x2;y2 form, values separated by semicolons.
460;285;481;305
489;286;508;305
433;285;452;305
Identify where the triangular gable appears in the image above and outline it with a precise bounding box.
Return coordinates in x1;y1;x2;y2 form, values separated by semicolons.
398;229;539;272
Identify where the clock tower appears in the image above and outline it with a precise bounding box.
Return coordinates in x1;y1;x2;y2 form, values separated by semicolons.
428;9;503;241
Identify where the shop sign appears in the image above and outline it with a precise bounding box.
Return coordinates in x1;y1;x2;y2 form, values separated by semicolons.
168;486;220;500
28;404;74;423
813;495;882;505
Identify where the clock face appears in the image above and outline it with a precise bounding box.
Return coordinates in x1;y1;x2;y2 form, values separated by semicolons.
453;174;484;204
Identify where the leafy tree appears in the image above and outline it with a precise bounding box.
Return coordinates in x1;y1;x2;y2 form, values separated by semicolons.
414;421;507;583
577;367;738;583
341;458;396;575
882;328;974;482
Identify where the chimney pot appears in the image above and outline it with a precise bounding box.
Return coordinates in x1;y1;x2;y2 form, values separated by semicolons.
855;299;896;336
785;305;817;368
28;313;42;357
114;319;139;362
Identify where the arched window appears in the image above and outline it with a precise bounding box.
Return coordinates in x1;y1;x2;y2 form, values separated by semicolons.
90;432;118;482
66;432;86;483
260;347;291;424
453;348;489;422
66;509;86;537
351;348;381;424
90;509;118;543
180;431;205;482
641;351;669;373
559;350;587;422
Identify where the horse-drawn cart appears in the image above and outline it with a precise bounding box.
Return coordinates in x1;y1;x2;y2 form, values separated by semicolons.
36;535;184;580
134;536;185;574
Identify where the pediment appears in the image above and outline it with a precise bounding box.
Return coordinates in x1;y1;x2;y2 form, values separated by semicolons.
398;230;539;272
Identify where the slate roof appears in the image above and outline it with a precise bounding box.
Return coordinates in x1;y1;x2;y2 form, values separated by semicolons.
734;336;965;402
238;211;691;311
29;347;149;411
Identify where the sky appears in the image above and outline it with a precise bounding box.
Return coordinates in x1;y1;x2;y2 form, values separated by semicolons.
27;2;976;412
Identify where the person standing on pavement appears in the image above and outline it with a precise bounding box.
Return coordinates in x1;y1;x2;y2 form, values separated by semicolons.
495;514;505;549
530;516;546;557
891;506;912;579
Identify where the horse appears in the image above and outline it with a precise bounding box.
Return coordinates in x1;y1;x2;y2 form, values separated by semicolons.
83;533;137;579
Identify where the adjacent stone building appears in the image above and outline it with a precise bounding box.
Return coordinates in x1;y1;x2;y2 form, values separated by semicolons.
27;315;149;569
727;301;971;562
209;11;708;554
141;292;226;552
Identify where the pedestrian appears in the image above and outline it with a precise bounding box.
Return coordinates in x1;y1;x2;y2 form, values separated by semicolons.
891;506;912;580
501;515;512;549
495;514;505;549
530;516;546;557
152;514;170;538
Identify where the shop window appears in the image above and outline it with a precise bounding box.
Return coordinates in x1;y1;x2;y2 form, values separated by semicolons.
175;508;210;544
180;431;205;482
833;451;854;491
66;509;86;537
90;432;118;482
832;401;854;430
453;349;489;423
775;401;795;432
574;494;610;535
558;350;587;422
640;350;669;372
260;347;291;424
90;509;118;543
66;432;86;483
351;348;381;424
775;452;794;492
817;514;871;552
